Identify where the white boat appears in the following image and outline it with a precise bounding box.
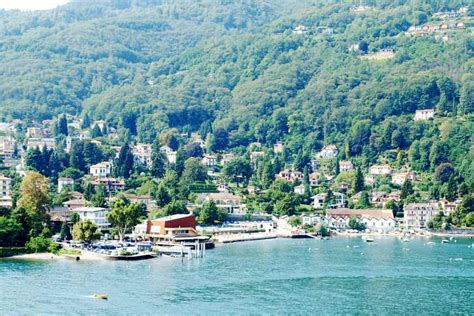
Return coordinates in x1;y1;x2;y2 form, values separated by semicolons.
363;237;374;242
441;239;449;244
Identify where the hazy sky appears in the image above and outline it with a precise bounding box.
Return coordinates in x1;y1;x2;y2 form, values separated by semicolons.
0;0;69;11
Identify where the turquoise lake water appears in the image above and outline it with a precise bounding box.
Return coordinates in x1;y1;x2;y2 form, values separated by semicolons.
1;236;474;315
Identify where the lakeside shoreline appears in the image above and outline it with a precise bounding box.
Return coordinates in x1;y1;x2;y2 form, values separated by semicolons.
3;232;473;261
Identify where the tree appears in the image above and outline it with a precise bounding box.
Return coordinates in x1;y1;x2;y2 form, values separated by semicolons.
314;223;329;236
70;144;86;172
155;182;171;207
162;200;188;216
82;113;91;129
357;191;371;209
348;217;365;231
17;171;50;236
72;220;101;243
400;180;414;201
184;142;203;158
182;157;207;182
151;138;166;178
57;115;68;136
274;194;299;216
25;147;43;173
445;175;457;202
352;166;364;194
92;185;108;207
198;200;219;225
91;124;103;138
288;216;302;227
209;128;229;152
303;166;311;198
106;199;142;242
0;216;22;247
114;143;134;179
434;163;455;183
222;157;252;185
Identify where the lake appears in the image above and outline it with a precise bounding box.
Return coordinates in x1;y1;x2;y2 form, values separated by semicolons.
1;236;473;315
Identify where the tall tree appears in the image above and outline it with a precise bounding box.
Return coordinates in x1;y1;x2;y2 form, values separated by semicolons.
57;115;68;136
106;198;142;242
352;166;364;194
114;143;134;179
17;171;50;236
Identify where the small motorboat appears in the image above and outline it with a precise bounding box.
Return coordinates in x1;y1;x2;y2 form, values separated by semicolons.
363;237;374;242
441;239;449;244
94;294;108;300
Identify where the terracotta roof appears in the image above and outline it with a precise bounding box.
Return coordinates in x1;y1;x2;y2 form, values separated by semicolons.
326;208;393;219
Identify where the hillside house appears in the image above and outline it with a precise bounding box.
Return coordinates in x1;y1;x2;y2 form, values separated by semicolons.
273;142;284;154
0;175;12;207
90;161;112;178
26;138;55;150
91;178;125;192
369;164;392;176
63;198;87;210
65;136;81;153
404;203;440;229
26;127;44;138
312;192;346;209
58;177;74;193
293;25;308;35
220;153;235;165
309;172;321;186
133;143;152;167
391;172;416;185
202;154;217;167
317;144;338;159
75;207;110;230
294;184;305;195
276;170;304;182
200;193;245;214
414;109;435;121
339;160;354;172
0;136;15;159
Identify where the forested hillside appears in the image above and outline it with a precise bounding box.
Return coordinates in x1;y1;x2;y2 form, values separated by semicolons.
0;0;473;185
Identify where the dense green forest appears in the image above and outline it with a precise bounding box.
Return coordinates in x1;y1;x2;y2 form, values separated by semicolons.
0;0;473;185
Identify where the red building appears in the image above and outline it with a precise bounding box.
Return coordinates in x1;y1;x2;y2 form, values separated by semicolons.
140;214;197;236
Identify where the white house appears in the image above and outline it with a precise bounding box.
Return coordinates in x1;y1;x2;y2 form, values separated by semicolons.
326;208;395;232
293;25;308;35
0;175;12;208
302;214;326;226
26;138;56;150
273;142;284;154
404;203;440;229
294;184;305;195
369;164;392;176
391;172;416;185
309;172;321;186
74;207;110;230
202;154;217;167
312;192;346;209
89;161;112;178
133;143;153;167
414;109;435;121
317;145;338;159
199;193;245;214
339;160;354;172
58;177;74;193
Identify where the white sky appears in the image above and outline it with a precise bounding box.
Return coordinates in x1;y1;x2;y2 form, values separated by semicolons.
0;0;69;11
